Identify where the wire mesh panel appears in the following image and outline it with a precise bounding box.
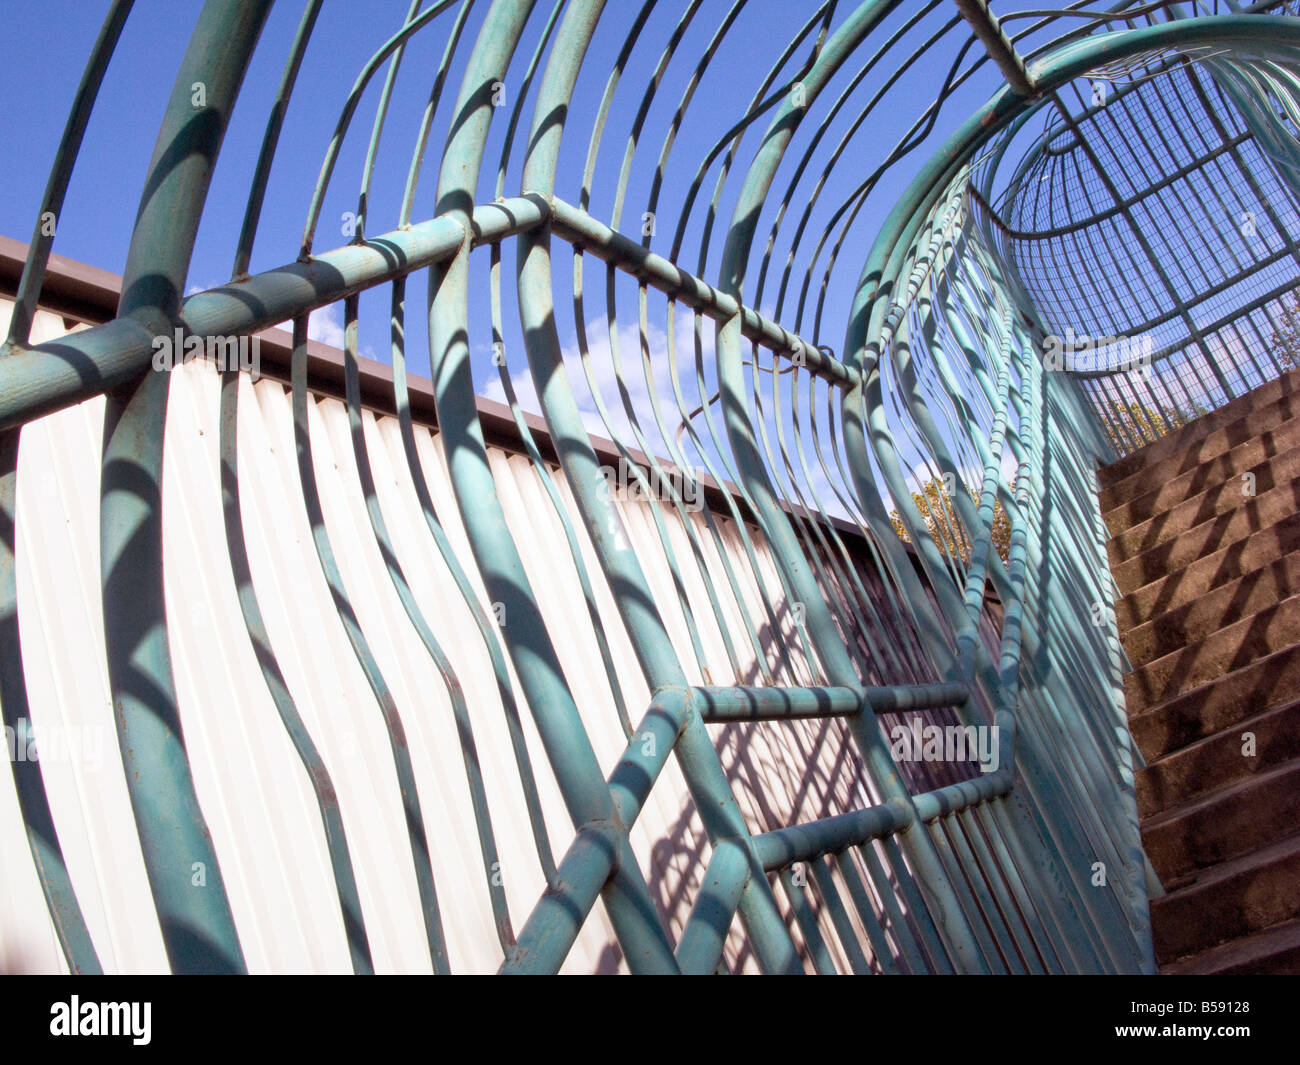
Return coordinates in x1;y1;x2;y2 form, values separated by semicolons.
981;29;1300;454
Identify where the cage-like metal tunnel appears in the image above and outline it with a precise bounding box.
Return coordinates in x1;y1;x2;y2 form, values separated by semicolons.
1;0;1298;974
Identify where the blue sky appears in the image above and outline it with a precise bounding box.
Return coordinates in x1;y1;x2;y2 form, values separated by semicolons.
0;2;1028;362
0;1;1172;509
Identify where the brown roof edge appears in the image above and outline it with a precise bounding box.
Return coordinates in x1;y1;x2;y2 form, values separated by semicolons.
0;234;908;552
0;234;121;326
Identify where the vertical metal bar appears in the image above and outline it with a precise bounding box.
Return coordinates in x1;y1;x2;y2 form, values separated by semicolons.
0;0;134;976
779;867;835;974
231;0;323;280
102;0;272;974
340;292;515;951
0;432;102;973
4;0;132;349
289;312;451;972
809;855;872;974
433;0;680;974
218;366;374;973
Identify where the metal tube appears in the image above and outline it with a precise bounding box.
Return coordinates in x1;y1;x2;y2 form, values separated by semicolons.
98;0;274;975
675;838;751;974
753;801;912;871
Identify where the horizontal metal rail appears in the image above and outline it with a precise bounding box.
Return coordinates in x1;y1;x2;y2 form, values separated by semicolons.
691;681;968;721
0;189;866;434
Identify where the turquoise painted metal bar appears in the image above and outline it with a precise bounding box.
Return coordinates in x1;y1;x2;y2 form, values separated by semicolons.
753;803;911;871
515;0;808;974
691;683;968;721
289;310;453;971
217;362;374;973
435;0;681;975
675;838;750;975
0;0;133;975
0;196;550;431
97;0;272;974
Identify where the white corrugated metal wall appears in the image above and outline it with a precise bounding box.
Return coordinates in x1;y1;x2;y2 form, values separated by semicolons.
0;299;876;974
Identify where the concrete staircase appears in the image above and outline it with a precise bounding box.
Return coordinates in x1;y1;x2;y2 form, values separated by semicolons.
1099;369;1300;975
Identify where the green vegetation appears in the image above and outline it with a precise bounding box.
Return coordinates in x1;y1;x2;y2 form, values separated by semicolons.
890;475;1013;565
1269;286;1300;371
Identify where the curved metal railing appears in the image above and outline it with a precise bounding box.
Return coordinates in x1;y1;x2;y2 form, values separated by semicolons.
2;0;1297;973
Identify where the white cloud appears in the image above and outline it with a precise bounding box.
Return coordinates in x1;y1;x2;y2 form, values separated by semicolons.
482;311;717;464
479;312;867;521
304;303;346;348
264;302;374;358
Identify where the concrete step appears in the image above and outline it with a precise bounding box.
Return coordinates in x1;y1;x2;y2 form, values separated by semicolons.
1136;698;1300;819
1115;514;1300;631
1107;454;1298;566
1100;386;1300;507
1103;374;1300;980
1110;475;1300;594
1122;557;1300;666
1102;410;1300;536
1123;596;1300;715
1143;759;1300;886
1099;367;1300;488
1128;643;1300;763
1162;916;1300;975
1150;830;1300;964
